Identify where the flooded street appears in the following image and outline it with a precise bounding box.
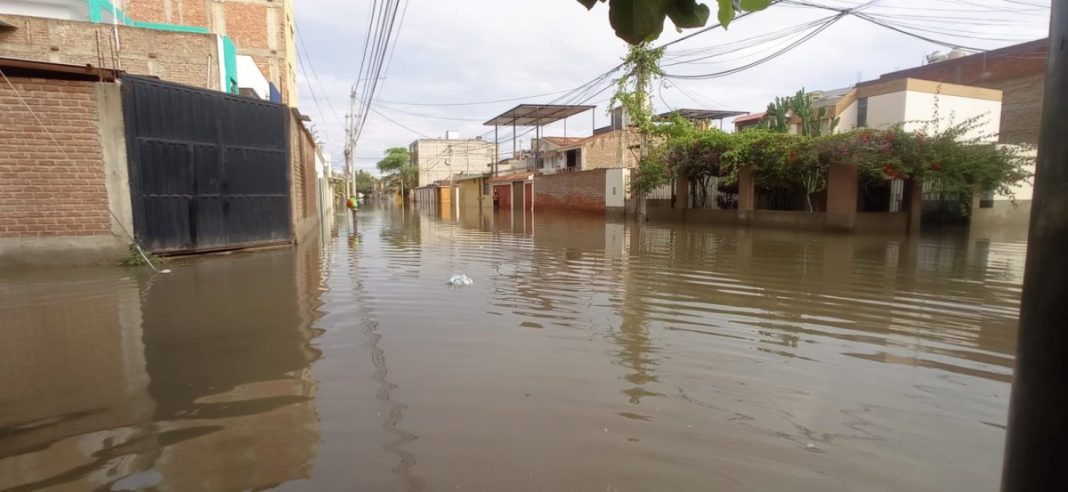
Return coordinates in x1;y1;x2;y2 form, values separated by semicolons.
0;205;1024;491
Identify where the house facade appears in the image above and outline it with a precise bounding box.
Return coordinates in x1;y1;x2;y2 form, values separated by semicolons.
0;0;291;102
410;137;495;187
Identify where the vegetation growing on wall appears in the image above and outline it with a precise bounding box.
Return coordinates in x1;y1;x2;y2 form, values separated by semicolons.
652;115;1032;211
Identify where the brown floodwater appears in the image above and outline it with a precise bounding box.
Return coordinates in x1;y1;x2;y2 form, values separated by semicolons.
0;205;1026;491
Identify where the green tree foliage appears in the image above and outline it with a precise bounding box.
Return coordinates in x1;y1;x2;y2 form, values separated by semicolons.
652;117;1032;212
376;147;417;196
610;43;671;197
577;0;773;44
353;170;376;195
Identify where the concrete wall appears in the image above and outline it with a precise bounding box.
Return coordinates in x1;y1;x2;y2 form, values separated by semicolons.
605;168;629;209
125;0;297;104
457;178;489;209
646;208;909;233
903;90;1001;141
0;77;131;266
0;13;223;91
0;0;87;20
533;169;607;212
237;54;269;99
865;91;908;130
837;99;859;132
412;138;494;186
971;199;1032;230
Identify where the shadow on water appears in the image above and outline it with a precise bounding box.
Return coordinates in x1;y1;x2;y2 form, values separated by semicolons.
0;236;328;491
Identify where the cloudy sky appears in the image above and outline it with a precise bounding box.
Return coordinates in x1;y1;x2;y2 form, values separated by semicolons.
292;0;1051;174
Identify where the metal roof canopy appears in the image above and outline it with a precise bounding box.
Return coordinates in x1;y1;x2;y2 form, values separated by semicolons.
484;104;596;126
655;109;748;121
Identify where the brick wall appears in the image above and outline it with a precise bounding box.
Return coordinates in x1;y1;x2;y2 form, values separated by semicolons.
288;111;318;237
877;39;1046;145
985;74;1043;145
582;129;641;170
124;0;297;104
224;2;269;50
0;77;111;238
534;169;607;212
0;14;220;90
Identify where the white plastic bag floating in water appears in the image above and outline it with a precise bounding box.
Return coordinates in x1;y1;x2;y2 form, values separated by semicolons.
447;274;473;287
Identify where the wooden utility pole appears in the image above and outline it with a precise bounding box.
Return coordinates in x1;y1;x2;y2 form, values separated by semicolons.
1001;5;1068;491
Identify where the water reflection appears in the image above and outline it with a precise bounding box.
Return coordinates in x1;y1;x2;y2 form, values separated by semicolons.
0;239;325;491
1;202;1026;491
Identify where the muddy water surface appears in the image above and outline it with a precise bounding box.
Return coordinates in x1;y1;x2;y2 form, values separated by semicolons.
0;206;1024;491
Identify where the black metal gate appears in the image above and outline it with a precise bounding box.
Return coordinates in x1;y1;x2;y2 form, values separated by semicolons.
122;76;292;253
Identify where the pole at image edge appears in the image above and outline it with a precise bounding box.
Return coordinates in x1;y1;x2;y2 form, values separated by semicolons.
1001;5;1068;491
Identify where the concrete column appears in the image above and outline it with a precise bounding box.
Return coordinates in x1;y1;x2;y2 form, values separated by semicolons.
825;163;858;231
674;175;690;209
95;84;134;243
737;166;755;222
904;178;923;235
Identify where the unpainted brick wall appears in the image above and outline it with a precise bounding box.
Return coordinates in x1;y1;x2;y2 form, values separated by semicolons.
534;169;607;212
582;129;641;170
985;74;1043;145
123;0;297;104
0;14;220;90
289;112;317;224
0;77;111;238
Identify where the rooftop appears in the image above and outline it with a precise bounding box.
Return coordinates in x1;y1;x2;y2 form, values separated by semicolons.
655;109;748;121
733;112;766;124
484;104;596;126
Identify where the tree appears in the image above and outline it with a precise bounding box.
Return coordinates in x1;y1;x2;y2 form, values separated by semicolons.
757;89;838;137
353;170;376;195
376;147;417;197
611;43;669;205
577;0;773;45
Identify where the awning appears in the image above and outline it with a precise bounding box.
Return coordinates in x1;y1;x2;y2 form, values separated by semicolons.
484;104;595;126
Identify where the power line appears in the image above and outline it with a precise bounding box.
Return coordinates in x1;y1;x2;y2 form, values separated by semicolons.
295;29;342;121
664;13;845;79
378;89;574;107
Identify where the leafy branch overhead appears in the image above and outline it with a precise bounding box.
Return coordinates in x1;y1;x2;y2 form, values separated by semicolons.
577;0;773;44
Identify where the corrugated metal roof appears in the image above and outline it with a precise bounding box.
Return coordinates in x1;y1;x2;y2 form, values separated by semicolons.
484;104;595;126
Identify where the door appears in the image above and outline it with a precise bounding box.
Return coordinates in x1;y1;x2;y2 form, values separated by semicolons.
123;76;292;253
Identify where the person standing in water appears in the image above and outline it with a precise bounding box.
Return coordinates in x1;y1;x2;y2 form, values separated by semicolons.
346;195;360;232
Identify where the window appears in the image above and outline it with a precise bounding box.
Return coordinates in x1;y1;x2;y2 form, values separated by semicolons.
979;190;995;208
857;97;869;128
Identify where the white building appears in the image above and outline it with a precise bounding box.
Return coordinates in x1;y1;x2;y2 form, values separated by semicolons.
410;134;495;187
824;77;1002;140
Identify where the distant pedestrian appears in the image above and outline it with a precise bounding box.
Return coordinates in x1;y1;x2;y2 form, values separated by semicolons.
346;195;360;232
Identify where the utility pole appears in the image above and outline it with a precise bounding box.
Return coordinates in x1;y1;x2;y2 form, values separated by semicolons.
1001;5;1068;491
343;112;354;198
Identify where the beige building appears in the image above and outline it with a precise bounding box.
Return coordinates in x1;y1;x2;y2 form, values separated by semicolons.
410;135;495;187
